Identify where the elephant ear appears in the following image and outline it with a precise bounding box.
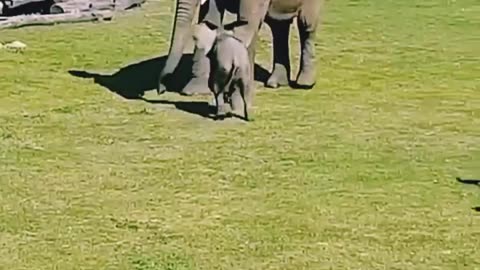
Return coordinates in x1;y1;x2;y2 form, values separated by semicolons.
201;0;222;29
192;24;217;53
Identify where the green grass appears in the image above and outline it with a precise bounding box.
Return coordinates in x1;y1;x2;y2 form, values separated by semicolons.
1;0;480;269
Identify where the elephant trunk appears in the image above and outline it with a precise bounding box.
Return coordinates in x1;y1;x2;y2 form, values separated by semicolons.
159;0;199;84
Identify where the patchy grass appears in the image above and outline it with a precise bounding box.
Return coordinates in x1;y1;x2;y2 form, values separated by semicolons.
1;0;479;269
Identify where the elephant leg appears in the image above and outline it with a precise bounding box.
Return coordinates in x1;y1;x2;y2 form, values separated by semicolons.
202;0;224;29
216;93;229;118
230;33;257;117
181;0;225;96
230;54;254;119
213;81;229;119
266;18;291;88
240;70;253;121
230;76;252;121
295;4;320;89
233;0;269;99
232;0;270;48
181;21;211;96
198;0;209;22
180;47;211;96
157;0;202;95
230;84;244;119
246;32;258;109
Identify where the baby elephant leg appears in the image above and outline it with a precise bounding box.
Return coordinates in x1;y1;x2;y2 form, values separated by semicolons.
213;80;232;120
230;76;252;121
230;87;243;118
222;91;232;115
240;77;253;121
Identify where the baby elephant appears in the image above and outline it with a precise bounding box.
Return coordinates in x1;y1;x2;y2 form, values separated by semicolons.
193;24;253;121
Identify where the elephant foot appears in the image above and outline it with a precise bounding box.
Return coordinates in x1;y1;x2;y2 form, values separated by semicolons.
266;65;290;88
157;73;169;95
230;106;248;121
215;105;231;121
157;82;167;95
294;69;316;89
229;110;252;122
180;77;211;96
218;103;231;115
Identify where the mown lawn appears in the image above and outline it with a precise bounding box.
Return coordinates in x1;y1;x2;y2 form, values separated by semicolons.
1;0;479;269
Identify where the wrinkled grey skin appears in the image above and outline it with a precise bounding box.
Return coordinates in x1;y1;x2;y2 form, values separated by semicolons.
194;25;252;120
157;0;322;96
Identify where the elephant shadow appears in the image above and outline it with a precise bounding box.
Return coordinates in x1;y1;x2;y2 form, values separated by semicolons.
68;53;270;118
68;54;270;117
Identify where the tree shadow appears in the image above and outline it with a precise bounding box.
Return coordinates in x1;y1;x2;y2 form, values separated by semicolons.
1;0;54;16
68;53;270;118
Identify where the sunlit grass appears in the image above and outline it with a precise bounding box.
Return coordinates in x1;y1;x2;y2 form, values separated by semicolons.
0;0;479;269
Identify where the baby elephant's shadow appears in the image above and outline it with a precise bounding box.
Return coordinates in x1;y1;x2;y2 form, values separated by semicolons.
68;53;270;119
141;97;248;122
139;97;216;120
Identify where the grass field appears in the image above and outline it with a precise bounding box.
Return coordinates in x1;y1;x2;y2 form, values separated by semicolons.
1;0;480;269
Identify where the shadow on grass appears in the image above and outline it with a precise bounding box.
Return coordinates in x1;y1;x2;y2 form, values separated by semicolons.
68;53;270;118
139;97;215;119
456;177;480;213
1;0;53;16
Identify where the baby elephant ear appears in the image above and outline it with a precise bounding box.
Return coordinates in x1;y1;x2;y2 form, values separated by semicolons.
201;0;222;30
193;23;217;52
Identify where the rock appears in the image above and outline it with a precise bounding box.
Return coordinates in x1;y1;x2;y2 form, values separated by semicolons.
4;40;27;50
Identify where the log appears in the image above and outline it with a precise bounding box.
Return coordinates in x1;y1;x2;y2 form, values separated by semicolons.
50;0;114;14
0;10;113;29
114;0;145;10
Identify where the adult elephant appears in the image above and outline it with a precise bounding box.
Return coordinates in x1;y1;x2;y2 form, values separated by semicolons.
157;0;322;96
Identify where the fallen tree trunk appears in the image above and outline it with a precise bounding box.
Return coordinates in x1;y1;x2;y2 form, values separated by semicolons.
115;0;145;10
50;0;114;14
0;9;113;29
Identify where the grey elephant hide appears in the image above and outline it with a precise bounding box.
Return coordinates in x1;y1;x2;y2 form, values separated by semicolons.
193;24;252;121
